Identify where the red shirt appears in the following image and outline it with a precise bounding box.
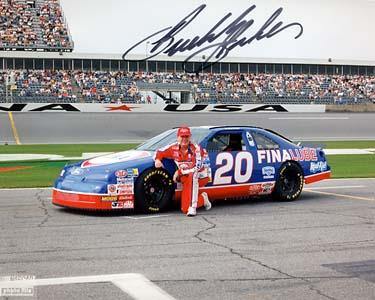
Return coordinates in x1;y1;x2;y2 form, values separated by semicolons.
155;142;207;176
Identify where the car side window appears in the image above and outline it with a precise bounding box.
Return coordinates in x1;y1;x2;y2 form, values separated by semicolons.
206;133;245;152
252;132;280;150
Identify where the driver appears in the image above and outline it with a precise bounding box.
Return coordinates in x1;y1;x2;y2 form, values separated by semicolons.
154;126;212;216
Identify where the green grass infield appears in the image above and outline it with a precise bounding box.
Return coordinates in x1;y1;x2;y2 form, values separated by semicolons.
0;141;374;188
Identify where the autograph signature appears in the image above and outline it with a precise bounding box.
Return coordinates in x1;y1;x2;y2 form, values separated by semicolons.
122;4;303;72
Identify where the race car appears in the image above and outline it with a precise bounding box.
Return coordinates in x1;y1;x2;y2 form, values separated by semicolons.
52;126;331;212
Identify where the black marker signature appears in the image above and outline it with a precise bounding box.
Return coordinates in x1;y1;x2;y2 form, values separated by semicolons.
122;4;303;73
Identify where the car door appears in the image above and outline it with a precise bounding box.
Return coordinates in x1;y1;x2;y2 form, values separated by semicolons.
204;130;255;188
250;129;281;184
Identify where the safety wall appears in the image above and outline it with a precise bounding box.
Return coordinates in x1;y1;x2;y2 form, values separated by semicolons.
0;103;326;113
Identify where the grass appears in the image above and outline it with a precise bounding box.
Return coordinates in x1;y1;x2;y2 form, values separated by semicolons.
0;141;374;188
0;160;70;188
0;143;138;188
302;140;375;149
0;143;138;156
326;155;375;178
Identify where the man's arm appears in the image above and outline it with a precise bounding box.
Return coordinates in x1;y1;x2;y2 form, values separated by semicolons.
154;144;174;168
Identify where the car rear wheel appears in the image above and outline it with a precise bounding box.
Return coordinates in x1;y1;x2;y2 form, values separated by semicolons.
272;161;304;201
135;168;174;213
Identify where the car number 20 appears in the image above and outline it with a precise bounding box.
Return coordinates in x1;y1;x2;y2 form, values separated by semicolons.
213;152;253;185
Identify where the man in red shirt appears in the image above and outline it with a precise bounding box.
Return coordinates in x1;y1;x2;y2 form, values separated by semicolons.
154;127;211;216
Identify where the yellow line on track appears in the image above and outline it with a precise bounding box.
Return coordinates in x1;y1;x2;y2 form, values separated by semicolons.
305;189;374;202
7;112;21;145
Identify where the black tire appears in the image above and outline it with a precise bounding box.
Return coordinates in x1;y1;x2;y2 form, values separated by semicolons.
135;168;174;213
272;161;304;201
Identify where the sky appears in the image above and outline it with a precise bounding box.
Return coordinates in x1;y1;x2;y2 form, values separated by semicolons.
59;0;375;61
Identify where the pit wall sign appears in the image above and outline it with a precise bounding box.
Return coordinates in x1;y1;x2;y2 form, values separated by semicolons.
0;103;326;113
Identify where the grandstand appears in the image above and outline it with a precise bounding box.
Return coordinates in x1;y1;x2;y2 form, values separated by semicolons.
0;0;374;105
1;66;374;104
0;0;73;51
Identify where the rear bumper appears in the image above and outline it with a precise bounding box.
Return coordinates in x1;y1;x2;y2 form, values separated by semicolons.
304;170;331;184
52;188;134;210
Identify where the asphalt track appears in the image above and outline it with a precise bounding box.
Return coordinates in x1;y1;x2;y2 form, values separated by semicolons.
1;112;375;144
1;179;375;299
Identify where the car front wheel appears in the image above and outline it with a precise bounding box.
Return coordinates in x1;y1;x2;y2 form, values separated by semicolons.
135;168;174;213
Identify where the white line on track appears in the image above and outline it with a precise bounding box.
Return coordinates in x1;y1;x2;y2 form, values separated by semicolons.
0;273;175;300
305;190;374;201
305;185;365;190
269;117;349;120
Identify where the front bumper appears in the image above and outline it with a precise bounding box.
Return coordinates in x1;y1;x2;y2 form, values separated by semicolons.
52;188;134;210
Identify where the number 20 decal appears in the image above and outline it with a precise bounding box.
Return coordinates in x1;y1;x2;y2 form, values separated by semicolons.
213;152;253;185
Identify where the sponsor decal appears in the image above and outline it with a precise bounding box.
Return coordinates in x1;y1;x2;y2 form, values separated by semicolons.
115;169;137;180
310;161;327;173
126;168;136;177
132;168;139;176
117;182;133;188
246;131;255;147
107;184;117;195
262;166;275;179
260;182;275;194
148;206;160;212
257;148;318;164
70;167;83;176
123;177;134;184
101;196;118;202
118;187;134;195
111;201;124;209
248;184;262;195
123;200;134;209
117;177;128;184
108;180;134;195
115;170;128;177
118;195;134;201
144;169;173;186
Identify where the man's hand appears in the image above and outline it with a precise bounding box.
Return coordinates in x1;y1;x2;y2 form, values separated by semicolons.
154;159;164;168
173;170;180;183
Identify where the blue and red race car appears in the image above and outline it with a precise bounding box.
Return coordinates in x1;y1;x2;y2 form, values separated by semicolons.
52;126;331;212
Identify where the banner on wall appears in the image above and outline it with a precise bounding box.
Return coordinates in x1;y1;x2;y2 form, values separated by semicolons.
0;103;326;113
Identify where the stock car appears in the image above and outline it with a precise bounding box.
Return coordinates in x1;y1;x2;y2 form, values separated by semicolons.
52;126;331;212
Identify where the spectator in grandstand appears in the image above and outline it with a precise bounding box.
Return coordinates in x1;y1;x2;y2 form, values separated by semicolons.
2;69;373;105
0;0;37;47
0;0;72;50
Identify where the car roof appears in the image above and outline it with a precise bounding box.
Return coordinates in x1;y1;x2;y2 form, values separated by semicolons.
173;125;262;130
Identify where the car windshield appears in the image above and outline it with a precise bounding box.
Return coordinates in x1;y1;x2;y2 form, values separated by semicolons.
136;128;211;151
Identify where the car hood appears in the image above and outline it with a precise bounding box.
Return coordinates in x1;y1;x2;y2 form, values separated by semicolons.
55;150;156;193
80;150;153;169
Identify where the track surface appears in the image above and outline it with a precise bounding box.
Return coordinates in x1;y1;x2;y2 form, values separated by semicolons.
1;112;375;144
1;179;375;299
